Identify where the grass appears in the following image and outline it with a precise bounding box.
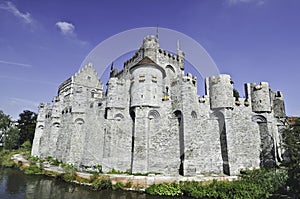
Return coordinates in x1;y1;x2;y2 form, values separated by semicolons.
145;169;288;199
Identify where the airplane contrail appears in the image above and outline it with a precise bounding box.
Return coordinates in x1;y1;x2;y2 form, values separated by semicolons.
0;60;32;68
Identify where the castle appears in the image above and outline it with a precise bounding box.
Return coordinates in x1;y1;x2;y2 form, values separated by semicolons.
31;35;287;176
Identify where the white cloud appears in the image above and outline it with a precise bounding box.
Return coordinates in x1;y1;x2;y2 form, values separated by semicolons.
55;21;75;36
55;21;89;46
0;60;32;68
0;1;33;24
227;0;265;6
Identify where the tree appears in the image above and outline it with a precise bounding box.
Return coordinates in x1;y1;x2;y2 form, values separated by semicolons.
0;110;11;147
4;127;20;150
17;110;37;146
0;110;11;132
233;89;240;100
282;118;300;197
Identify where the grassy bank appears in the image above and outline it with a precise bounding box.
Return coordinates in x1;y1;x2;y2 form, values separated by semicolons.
146;169;288;198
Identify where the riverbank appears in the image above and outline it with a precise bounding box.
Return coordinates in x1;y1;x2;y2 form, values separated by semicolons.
9;152;238;190
0;148;289;198
1;167;188;199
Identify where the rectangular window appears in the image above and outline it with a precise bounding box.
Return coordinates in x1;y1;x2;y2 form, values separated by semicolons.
139;74;145;82
152;75;157;83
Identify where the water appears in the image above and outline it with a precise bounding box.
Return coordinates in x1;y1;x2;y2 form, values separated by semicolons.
0;167;190;199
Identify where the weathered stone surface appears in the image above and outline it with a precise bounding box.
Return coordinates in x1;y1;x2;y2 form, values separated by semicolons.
31;35;287;176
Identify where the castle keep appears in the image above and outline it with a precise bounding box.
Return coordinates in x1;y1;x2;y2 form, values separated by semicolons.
32;36;287;176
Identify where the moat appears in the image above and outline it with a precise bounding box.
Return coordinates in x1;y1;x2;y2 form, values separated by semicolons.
0;167;191;199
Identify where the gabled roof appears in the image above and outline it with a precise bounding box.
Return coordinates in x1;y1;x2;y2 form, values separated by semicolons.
135;56;159;67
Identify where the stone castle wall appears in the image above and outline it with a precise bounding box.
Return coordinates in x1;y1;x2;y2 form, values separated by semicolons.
31;36;287;176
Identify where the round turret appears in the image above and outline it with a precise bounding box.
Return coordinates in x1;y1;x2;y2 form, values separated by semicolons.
250;82;271;113
208;74;234;109
130;58;165;107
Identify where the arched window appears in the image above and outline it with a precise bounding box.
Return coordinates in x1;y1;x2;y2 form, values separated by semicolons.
252;115;267;123
114;113;124;121
38;125;44;129
191;111;197;119
166;65;176;73
148;110;160;120
75;118;85;125
53;122;60;128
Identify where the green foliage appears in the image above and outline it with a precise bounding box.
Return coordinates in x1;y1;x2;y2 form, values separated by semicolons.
63;171;76;182
282;119;300;196
95;165;102;173
0;149;17;167
113;182;124;190
28;155;39;162
0;110;11;131
181;180;219;198
107;168;159;176
21;140;31;150
46;156;62;166
17;110;37;146
132;172;160;176
24;164;42;175
124;180;133;188
61;163;75;170
4;127;20;150
51;159;62;166
61;163;77;182
92;177;112;190
146;182;183;196
233;89;240;100
107;168;129;174
146;169;287;198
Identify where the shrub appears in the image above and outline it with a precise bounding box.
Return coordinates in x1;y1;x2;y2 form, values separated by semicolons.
107;168;125;174
51;158;62;166
113;182;124;190
125;180;133;188
146;169;287;199
95;165;102;173
146;182;183;196
24;164;42;175
92;177;112;190
21;141;31;151
63;171;76;182
0;150;17;167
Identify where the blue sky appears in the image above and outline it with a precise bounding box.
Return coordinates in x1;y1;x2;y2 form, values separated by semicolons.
0;0;299;119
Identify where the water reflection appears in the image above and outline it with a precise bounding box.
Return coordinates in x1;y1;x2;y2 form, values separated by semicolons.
0;167;189;199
